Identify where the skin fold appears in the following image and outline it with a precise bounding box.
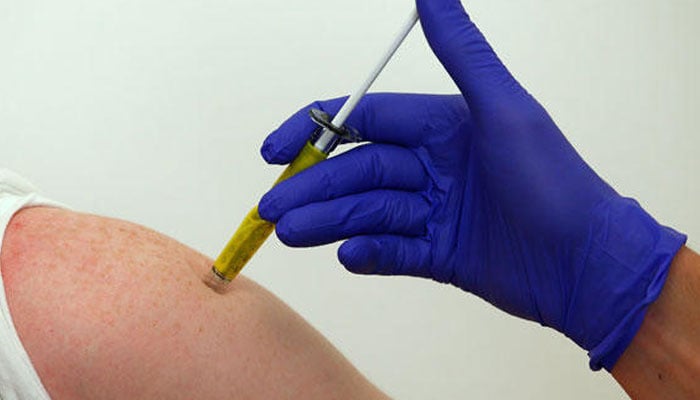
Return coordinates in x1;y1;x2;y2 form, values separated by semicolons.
0;207;388;400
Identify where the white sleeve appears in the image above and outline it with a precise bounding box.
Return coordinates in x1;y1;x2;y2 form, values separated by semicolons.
0;168;67;400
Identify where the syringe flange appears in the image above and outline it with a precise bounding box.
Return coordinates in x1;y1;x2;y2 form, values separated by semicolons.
309;108;361;154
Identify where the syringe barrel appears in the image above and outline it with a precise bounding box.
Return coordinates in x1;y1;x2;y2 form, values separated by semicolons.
208;140;328;286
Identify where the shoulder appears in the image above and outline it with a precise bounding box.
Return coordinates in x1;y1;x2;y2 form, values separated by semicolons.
1;207;387;399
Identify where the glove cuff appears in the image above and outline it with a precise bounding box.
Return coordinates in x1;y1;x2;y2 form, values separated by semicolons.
566;197;686;371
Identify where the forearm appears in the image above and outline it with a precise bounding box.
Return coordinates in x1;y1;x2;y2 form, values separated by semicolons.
612;246;700;399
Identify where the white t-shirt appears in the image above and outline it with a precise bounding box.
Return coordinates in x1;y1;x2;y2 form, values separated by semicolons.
0;169;65;400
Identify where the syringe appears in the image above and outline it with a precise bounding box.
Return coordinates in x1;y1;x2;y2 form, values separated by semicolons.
205;7;420;292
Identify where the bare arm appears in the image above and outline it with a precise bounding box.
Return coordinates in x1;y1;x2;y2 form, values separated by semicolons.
0;207;388;400
612;246;700;399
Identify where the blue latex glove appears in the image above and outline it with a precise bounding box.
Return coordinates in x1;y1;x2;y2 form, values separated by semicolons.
258;0;686;371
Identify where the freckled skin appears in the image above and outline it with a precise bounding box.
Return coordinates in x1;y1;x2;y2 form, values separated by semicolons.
0;207;387;400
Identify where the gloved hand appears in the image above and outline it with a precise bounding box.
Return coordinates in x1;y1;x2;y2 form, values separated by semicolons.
258;0;686;371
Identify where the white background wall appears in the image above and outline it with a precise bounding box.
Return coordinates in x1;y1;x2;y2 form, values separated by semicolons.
1;0;698;398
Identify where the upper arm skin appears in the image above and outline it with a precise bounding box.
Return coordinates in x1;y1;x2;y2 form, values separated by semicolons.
0;207;387;400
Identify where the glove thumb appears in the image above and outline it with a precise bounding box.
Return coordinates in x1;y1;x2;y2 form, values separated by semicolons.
416;0;524;108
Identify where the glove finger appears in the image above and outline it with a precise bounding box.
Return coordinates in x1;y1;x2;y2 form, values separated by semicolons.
261;94;470;165
261;97;348;165
338;235;432;279
343;93;469;147
259;144;428;223
275;190;430;247
416;0;525;108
